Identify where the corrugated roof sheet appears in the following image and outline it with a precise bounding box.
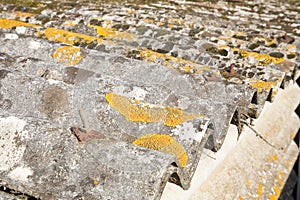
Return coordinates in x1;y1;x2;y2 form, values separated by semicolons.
0;0;299;199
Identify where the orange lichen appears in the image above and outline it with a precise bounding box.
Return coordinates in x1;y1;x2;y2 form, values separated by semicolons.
257;182;263;199
274;185;280;197
238;196;244;200
132;134;188;167
52;46;82;66
106;93;203;126
250;80;279;93
0;18;40;29
267;154;278;162
269;184;281;200
38;27;103;45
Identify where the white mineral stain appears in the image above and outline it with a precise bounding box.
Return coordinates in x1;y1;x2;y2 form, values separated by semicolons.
8;166;33;183
0;116;27;171
5;33;19;40
28;40;41;50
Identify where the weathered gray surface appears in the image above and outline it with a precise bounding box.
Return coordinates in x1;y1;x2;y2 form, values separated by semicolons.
0;0;299;199
0;115;178;200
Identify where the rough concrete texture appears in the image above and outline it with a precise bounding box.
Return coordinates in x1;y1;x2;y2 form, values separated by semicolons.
0;0;299;199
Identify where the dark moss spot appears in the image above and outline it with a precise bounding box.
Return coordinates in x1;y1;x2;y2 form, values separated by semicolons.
257;71;265;76
206;47;218;54
218;49;228;56
287;54;296;59
89;19;102;26
156;48;169;54
242;71;247;76
126;50;141;60
248;72;255;78
171;27;182;31
0;69;9;79
0;99;12;110
40;86;69;119
170;51;178;57
269;52;284;58
112;24;130;31
86;41;98;49
188;28;201;37
232;35;246;40
95;44;108;52
248;43;260;50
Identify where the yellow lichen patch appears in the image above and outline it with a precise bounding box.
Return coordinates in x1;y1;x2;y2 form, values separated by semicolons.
93;177;99;185
144;18;154;23
15;11;36;18
278;170;284;177
290;132;296;139
90;25;116;38
139;48;209;74
53;46;82;66
269;194;276;200
276;175;283;186
125;8;137;15
285;44;296;51
235;31;246;37
286;159;291;169
63;20;77;27
257;182;263;199
266;38;276;46
250;80;278;93
167;24;175;29
179;65;193;73
157;22;165;26
167;18;184;25
132;134;188;167
239;50;285;65
38;27;103;45
218;45;229;50
0;18;40;29
106;93;202;126
89;25;135;41
246;179;251;189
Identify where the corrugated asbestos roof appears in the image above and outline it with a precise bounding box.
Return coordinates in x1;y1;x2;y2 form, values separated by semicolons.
0;0;299;199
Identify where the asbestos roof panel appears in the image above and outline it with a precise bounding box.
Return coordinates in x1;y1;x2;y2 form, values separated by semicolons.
0;0;299;199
